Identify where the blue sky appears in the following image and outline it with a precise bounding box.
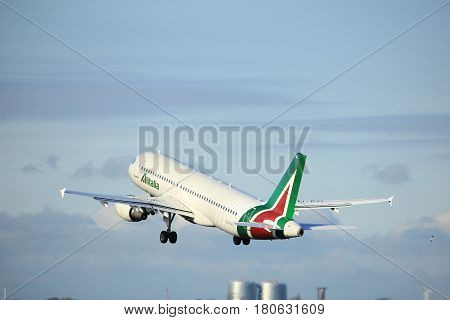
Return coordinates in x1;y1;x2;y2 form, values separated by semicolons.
0;0;449;299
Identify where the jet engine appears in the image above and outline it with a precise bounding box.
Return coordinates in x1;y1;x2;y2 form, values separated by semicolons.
283;220;303;238
115;203;148;222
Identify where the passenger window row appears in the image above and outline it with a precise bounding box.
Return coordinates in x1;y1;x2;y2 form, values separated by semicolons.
140;166;238;215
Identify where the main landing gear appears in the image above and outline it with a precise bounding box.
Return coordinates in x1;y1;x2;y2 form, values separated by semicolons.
160;230;177;244
160;212;177;244
233;236;250;246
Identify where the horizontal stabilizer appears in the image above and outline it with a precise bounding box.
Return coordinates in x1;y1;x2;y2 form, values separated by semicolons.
295;196;394;214
235;221;282;231
301;223;357;231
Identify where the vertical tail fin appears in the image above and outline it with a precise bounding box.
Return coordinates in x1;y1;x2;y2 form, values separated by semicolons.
263;153;306;220
237;153;307;239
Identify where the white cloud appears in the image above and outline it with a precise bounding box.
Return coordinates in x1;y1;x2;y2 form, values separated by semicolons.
1;206;450;299
20;163;43;174
70;156;132;179
20;154;60;174
390;212;450;238
363;163;411;184
70;161;97;178
41;154;60;170
90;206;123;230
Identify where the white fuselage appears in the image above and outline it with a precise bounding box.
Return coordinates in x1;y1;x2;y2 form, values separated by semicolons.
128;152;262;237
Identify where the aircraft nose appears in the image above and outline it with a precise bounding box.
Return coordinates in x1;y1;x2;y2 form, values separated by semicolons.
283;220;303;238
128;161;137;178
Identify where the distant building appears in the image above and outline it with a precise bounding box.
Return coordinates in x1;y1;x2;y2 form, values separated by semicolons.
228;280;260;300
260;281;287;300
228;280;289;300
423;287;431;300
317;287;326;300
289;293;302;300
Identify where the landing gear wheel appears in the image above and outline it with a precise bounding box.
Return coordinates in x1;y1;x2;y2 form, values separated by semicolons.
242;239;250;245
233;236;241;245
169;231;177;244
160;213;177;244
160;231;168;243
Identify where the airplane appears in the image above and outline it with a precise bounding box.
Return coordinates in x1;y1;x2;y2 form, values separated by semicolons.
60;152;393;245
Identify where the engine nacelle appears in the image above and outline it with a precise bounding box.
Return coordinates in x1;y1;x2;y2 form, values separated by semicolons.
114;203;148;222
283;220;303;238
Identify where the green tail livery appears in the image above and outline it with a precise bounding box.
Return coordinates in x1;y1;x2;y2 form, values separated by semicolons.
237;153;306;239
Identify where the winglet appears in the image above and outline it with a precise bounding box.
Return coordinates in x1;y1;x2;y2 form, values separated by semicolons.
388;196;394;207
60;188;67;198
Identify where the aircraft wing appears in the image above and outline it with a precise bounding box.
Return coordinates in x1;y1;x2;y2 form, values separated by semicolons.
295;196;393;214
60;188;194;218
